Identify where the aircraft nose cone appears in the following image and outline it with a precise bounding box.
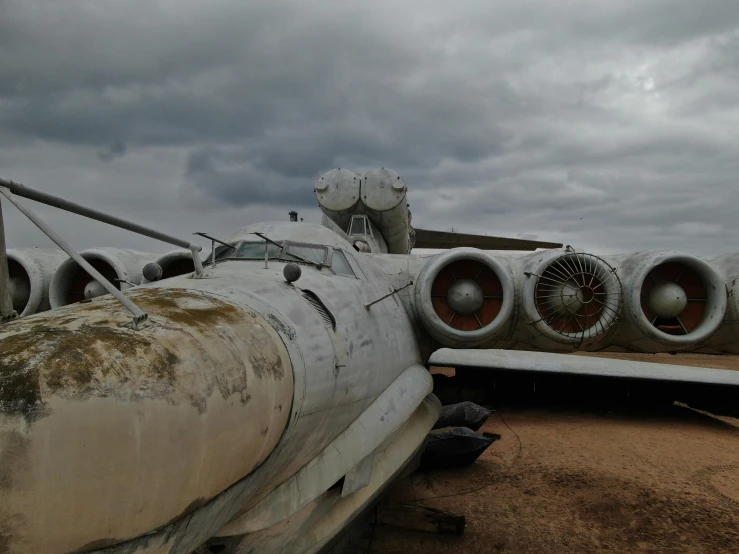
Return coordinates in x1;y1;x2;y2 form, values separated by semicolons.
0;288;294;554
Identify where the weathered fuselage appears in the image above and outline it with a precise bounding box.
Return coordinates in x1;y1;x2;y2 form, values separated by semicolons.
0;223;426;554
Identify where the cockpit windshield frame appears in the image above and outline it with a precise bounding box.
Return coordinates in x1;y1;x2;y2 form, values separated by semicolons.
209;239;330;268
348;215;374;238
207;240;282;264
283;242;330;266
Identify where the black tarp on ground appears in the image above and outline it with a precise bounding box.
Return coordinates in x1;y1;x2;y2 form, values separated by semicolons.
419;427;498;471
433;401;493;431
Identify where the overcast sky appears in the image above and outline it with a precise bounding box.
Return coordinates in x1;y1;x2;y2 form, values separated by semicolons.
1;0;738;257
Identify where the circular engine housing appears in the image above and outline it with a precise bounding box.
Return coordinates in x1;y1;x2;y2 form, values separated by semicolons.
314;168;361;231
414;248;515;347
6;248;67;316
142;249;196;283
699;253;739;352
521;249;623;347
617;251;727;351
49;248;154;308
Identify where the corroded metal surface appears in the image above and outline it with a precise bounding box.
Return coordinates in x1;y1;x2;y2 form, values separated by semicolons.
6;248;67;316
0;287;294;554
9;242;424;554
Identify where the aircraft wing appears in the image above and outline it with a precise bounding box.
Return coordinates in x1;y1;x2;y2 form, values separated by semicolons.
412;229;562;251
429;348;739;416
429;349;739;386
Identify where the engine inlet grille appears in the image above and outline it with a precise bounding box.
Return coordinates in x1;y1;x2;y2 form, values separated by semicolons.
532;251;621;340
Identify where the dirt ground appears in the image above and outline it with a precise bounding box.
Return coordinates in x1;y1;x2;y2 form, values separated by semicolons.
371;354;739;554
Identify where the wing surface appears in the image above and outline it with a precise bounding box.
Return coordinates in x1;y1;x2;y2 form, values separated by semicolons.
428;348;739;416
429;349;739;386
412;229;562;251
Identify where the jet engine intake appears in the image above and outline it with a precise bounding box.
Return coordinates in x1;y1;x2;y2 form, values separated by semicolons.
49;248;153;308
414;248;514;347
618;251;727;351
522;249;622;346
6;248;67;316
142;249;196;283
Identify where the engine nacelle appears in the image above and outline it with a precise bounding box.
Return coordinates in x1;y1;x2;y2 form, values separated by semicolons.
314;169;361;232
142;249;195;283
413;248;515;347
361;168;411;254
613;251;727;352
6;248;67;316
315;167;413;254
697;253;739;353
519;248;623;349
49;248;154;308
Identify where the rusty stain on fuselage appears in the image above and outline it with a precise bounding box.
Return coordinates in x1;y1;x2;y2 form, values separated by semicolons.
0;283;296;554
0;288;285;422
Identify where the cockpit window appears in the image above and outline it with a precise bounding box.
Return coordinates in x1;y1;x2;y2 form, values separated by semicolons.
213;240;282;262
349;217;367;236
204;244;235;264
331;249;355;277
208;238;330;268
235;241;282;260
284;244;328;265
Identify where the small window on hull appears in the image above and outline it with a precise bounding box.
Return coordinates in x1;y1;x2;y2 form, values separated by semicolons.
349;217;367;236
331;249;355;277
285;244;328;265
205;244;235;264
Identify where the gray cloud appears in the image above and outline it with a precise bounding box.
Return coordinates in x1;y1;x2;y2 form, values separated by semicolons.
97;139;127;162
1;0;739;256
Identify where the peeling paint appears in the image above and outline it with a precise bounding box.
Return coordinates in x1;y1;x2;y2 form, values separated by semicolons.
264;312;297;341
0;285;295;554
0;430;28;491
128;289;243;331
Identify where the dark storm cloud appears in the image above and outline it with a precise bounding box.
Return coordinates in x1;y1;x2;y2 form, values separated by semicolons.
1;0;739;254
97;139;126;162
184;147;318;207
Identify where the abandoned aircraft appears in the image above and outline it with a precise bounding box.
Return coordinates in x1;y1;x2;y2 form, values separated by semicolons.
0;167;738;554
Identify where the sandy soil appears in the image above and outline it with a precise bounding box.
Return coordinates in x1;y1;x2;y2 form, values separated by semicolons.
371;354;739;554
573;351;739;371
